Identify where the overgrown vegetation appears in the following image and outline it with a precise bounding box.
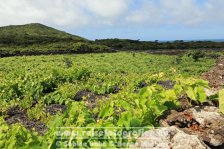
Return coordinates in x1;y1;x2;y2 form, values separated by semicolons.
95;38;224;51
0;52;222;148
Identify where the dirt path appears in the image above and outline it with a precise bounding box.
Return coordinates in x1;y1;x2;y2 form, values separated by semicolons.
202;58;224;90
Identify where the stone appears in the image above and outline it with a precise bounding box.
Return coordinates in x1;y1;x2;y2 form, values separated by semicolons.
131;126;209;149
204;88;218;97
159;106;224;147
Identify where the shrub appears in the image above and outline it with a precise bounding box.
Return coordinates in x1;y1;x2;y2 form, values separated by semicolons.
187;50;205;61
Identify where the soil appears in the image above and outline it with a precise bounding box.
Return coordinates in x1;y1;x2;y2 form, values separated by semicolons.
4;103;67;135
108;85;120;94
73;86;121;110
138;80;148;88
202;58;224;90
157;80;176;89
45;104;67;115
177;95;218;112
5;106;48;135
148;49;224;56
73;90;108;110
73;90;97;102
148;50;186;56
0;49;116;58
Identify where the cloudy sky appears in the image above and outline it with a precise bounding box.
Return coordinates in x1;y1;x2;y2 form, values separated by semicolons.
0;0;224;40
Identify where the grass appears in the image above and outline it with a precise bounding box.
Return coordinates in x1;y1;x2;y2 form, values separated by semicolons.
0;23;85;44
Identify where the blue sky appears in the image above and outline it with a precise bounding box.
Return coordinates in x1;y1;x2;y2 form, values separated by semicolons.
0;0;224;41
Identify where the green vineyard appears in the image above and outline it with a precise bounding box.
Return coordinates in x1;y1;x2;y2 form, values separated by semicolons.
0;52;222;148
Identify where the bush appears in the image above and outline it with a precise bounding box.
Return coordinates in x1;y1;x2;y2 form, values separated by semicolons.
187;50;205;61
206;52;222;59
72;42;111;53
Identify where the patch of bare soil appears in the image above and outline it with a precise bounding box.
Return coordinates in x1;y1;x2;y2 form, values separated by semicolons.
148;50;186;56
73;89;120;110
177;95;218;111
45;104;67;115
202;58;224;90
5;106;48;135
135;80;175;93
157;80;176;89
73;90;108;110
4;103;67;135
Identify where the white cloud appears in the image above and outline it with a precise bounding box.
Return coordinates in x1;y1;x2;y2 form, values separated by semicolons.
126;0;224;26
0;0;89;26
0;0;224;28
126;1;162;25
80;0;131;26
81;0;130;19
0;0;45;25
204;0;224;24
160;0;207;25
0;0;130;27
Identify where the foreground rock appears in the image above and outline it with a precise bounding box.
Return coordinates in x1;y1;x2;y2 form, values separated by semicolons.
132;126;209;149
160;106;224;148
204;88;219;97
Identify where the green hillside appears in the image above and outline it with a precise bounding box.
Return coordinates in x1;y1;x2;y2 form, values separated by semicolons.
0;23;86;45
0;23;111;57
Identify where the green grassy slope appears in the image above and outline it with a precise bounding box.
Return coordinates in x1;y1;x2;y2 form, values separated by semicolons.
0;23;86;45
0;23;111;56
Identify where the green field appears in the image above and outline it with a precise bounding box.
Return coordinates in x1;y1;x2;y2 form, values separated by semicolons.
0;52;219;148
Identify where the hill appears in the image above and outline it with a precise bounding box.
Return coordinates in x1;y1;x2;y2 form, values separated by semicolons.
0;23;111;57
0;23;86;45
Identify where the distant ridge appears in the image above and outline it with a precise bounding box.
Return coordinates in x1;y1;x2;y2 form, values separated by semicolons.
0;23;112;57
0;23;86;45
156;39;224;43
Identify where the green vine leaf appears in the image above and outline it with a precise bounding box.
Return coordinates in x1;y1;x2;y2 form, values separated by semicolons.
186;87;196;101
219;89;224;114
194;86;207;103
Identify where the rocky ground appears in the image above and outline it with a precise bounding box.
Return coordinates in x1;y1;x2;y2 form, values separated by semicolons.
133;58;224;149
134;106;224;149
202;58;224;91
